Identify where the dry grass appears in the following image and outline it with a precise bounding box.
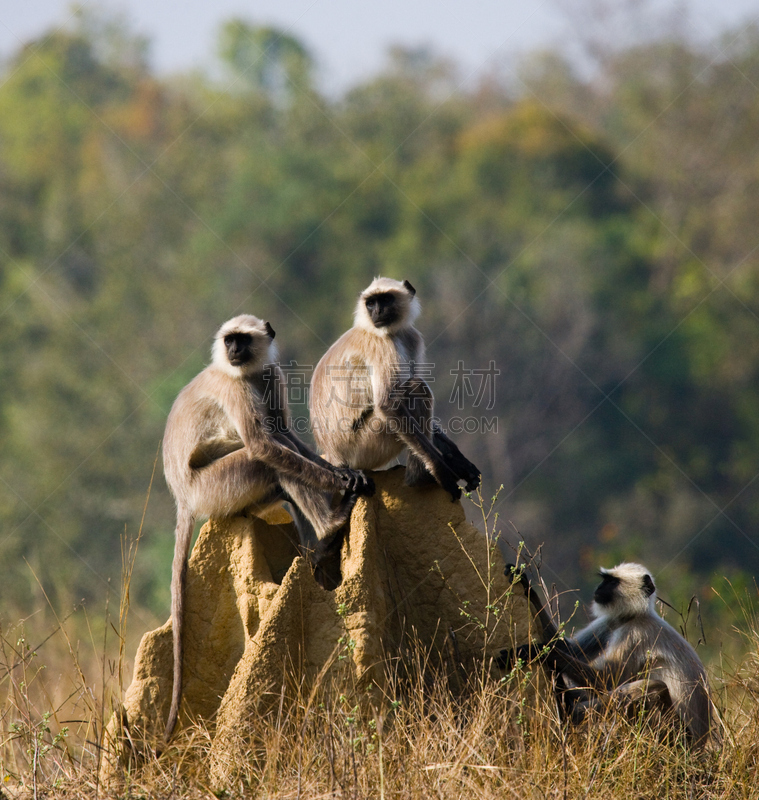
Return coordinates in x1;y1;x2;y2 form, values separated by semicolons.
3;594;759;799
2;490;758;799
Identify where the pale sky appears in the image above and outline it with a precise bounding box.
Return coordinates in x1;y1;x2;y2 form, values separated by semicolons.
1;0;758;93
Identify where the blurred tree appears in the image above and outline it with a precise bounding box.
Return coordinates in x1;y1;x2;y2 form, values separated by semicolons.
218;20;314;105
0;11;758;644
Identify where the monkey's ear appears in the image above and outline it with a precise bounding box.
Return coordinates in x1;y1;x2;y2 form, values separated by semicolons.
265;321;276;340
403;279;416;296
642;573;656;597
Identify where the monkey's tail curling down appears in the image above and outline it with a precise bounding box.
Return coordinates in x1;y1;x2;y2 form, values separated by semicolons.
165;507;194;741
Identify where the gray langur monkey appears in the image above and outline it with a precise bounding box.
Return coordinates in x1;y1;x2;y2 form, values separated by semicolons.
162;314;374;741
500;562;716;748
309;277;480;501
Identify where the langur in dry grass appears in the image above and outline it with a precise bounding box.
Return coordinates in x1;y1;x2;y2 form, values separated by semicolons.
501;562;716;748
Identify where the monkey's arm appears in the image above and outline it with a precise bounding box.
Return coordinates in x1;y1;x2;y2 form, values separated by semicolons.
431;423;481;491
502;639;611;690
504;564;558;640
275;427;375;496
277;427;348;470
376;385;462;500
498;568;608;688
231;402;357;492
397;405;462;499
496;563;558;671
540;641;612;689
260;434;362;491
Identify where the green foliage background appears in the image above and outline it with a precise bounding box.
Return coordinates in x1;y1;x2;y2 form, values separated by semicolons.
1;10;758;642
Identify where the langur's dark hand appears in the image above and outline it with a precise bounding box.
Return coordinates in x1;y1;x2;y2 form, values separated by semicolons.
336;468;374;496
352;471;375;496
459;461;480;492
335;468;357;492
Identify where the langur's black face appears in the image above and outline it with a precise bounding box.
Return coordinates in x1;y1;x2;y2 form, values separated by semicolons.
593;573;620;607
224;332;254;366
365;292;400;328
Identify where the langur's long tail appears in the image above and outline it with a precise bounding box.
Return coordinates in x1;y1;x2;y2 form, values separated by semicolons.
164;508;195;741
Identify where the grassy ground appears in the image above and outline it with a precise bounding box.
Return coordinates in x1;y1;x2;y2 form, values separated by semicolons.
2;599;758;799
2;505;758;798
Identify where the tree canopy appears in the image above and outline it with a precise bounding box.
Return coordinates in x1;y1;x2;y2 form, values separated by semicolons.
1;12;758;635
